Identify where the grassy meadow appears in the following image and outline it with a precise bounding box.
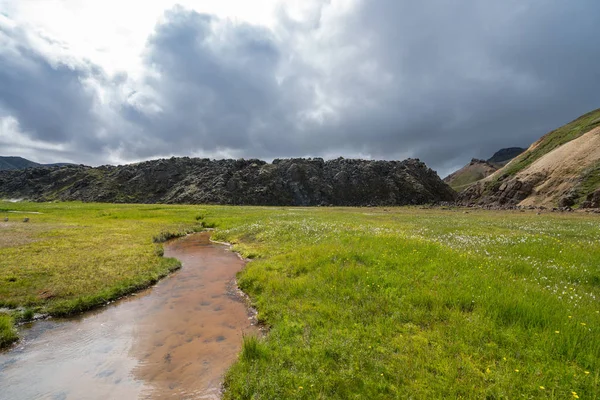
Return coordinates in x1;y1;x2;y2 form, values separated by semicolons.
1;202;599;398
0;201;205;346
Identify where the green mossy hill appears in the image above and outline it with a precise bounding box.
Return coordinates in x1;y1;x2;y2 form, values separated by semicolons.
501;108;600;179
0;158;455;206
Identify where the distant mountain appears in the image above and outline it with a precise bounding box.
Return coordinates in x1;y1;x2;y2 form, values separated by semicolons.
0;157;456;206
444;148;526;191
444;159;498;192
0;156;41;170
487;147;526;165
0;156;75;171
459;108;600;208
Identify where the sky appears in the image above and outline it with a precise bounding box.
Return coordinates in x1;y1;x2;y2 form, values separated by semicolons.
1;0;599;177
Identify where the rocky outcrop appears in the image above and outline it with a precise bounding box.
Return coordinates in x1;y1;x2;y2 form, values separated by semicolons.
581;188;600;208
459;176;536;206
0;157;456;206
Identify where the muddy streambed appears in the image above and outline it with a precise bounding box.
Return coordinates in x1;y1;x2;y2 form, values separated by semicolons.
0;233;256;399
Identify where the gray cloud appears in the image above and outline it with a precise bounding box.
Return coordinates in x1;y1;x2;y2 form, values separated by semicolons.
0;21;111;163
291;0;600;171
120;7;293;158
1;1;600;175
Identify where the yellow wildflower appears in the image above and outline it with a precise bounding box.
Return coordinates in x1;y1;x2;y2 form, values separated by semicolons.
584;371;590;375
539;386;545;390
515;369;519;372
555;331;560;334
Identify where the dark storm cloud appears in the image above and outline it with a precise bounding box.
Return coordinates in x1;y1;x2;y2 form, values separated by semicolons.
1;1;600;173
286;0;600;171
123;1;600;173
117;6;313;160
0;23;102;148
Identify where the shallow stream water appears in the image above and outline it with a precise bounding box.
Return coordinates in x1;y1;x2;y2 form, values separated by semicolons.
0;233;256;399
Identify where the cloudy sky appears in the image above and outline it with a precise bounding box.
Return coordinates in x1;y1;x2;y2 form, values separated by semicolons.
1;0;599;176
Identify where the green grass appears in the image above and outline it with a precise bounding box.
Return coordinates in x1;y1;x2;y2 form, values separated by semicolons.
0;314;18;348
448;171;484;191
0;201;204;347
199;206;600;399
1;203;599;399
498;108;600;180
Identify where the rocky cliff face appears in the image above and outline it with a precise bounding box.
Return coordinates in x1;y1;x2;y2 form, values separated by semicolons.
0;157;456;206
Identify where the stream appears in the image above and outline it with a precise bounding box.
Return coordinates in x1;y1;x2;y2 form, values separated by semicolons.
0;233;256;399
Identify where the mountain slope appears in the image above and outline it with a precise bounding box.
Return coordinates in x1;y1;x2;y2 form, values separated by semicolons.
444;159;498;191
444;148;526;191
0;156;75;170
0;157;456;206
459;108;600;207
0;156;41;170
487;147;526;165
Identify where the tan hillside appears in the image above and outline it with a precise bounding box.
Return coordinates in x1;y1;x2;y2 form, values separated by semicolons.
517;127;600;206
459;108;600;208
444;148;526;191
444;159;498;191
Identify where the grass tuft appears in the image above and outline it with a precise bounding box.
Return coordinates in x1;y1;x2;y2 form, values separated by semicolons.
152;231;187;243
0;314;18;348
240;334;267;362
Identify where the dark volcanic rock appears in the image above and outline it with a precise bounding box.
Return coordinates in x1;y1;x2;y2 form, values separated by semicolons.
458;176;535;206
581;188;600;208
0;157;455;206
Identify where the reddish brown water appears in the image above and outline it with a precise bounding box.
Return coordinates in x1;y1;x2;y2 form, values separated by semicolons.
0;233;256;399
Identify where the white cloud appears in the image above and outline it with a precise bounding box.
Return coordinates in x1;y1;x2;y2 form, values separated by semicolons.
0;116;69;163
0;0;282;77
